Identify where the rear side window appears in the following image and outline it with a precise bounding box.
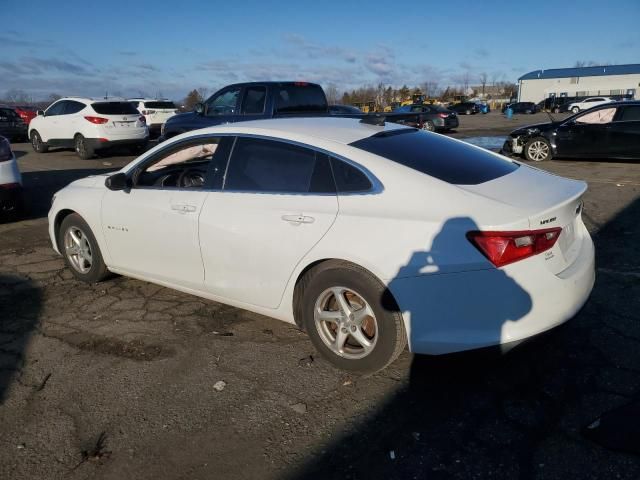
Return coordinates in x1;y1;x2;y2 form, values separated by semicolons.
619;106;640;121
91;102;140;115
275;84;328;113
329;156;372;192
350;129;518;185
64;101;85;114
241;87;267;115
225;137;334;193
144;101;176;109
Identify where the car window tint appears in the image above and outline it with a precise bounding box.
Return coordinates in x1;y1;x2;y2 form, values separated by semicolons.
225;137;334;193
206;88;240;116
241;86;267;115
330;157;372;192
64;101;85;114
275;84;328;113
92;102;140;115
619;106;640;121
46;101;66;116
136;137;226;189
350;129;518;185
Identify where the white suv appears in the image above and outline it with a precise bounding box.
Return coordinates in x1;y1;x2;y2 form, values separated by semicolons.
0;136;23;217
567;96;612;114
29;97;149;159
129;99;178;137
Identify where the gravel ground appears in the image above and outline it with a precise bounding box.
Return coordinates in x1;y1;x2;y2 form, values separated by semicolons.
1;129;639;479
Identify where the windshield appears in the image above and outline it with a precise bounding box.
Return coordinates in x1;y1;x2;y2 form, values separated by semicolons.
92;102;140;115
350;129;518;185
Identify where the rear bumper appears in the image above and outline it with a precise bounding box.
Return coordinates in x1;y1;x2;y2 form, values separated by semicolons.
390;228;595;355
86;137;149;151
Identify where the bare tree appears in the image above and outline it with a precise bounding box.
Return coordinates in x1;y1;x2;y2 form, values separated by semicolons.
196;87;210;102
4;89;30;104
183;89;204;110
479;72;488;97
421;81;440;98
324;83;340;104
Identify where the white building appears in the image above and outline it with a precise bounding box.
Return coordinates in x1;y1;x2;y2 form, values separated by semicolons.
517;64;640;103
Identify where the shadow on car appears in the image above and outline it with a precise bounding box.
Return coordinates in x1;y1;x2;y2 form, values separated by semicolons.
287;198;640;479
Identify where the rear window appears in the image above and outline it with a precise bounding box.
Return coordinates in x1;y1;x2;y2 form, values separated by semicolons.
91;102;140;115
275;84;328;113
349;129;519;185
144;101;176;109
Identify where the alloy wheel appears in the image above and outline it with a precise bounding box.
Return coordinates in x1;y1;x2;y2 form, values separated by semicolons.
64;226;93;274
314;286;378;360
527;141;550;161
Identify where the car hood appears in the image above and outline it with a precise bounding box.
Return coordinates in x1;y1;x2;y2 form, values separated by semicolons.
510;121;560;136
166;111;196;124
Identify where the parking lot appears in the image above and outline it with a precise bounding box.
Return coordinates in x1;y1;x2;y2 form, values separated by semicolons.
1;113;639;480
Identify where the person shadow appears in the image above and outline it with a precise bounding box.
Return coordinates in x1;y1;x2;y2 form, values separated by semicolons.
289;216;534;480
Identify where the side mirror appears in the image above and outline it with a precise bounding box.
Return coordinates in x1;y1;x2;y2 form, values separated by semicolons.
37;110;44;116
194;103;205;115
105;172;130;191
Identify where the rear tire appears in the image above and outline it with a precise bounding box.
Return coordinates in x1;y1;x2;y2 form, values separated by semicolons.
30;130;48;153
296;260;407;374
572;107;580;114
524;137;552;162
422;120;435;132
75;134;94;160
58;213;109;283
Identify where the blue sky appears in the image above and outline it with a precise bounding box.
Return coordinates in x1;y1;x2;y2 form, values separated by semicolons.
2;0;639;100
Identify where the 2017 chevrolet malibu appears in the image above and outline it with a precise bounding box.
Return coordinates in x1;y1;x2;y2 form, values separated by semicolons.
48;118;595;373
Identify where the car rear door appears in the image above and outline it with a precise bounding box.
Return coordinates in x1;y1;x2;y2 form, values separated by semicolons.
609;105;640;158
40;101;67;142
198;136;338;309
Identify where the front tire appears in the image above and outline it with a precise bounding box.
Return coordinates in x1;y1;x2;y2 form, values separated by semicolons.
75;134;94;160
524;137;552;162
58;213;109;283
30;130;48;153
572;107;580;114
296;261;407;374
465;109;472;115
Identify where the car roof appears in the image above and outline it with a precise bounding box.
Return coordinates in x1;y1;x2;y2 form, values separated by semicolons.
57;97;130;103
192;117;410;145
128;98;172;102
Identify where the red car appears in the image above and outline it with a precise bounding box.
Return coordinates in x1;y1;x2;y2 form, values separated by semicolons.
13;105;37;125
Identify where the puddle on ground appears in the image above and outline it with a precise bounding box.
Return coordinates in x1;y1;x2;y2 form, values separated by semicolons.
460;136;507;151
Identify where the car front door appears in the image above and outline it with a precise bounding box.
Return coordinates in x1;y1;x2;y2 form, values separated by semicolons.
198;136;339;309
101;136;232;289
239;85;268;122
555;107;617;157
609;105;640;158
40;101;67;142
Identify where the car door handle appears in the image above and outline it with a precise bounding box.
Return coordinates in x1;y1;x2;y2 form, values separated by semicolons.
171;204;197;213
281;214;315;224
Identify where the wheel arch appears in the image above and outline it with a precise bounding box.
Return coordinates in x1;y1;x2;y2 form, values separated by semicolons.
291;258;401;329
53;208;77;251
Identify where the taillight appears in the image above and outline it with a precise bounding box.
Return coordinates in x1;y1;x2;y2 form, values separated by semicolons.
0;137;13;162
467;228;562;267
139;116;146;124
438;113;448;118
84;116;108;124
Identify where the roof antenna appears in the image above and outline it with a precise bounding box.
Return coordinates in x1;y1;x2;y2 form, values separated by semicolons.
360;114;386;126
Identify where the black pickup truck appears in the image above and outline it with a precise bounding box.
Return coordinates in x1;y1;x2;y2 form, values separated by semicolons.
160;81;432;140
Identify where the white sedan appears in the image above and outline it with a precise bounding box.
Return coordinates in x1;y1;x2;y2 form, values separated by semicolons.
48;118;595;373
567;96;612;114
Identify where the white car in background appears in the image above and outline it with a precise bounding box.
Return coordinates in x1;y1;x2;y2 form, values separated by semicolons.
129;99;178;137
0;136;23;217
567;96;612;113
48;118;595;373
28;97;149;159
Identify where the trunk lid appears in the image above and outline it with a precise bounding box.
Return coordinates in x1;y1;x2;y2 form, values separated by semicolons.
459;164;587;274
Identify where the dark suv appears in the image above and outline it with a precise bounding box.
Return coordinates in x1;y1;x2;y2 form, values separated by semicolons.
160;82;329;141
502;102;539;114
448;102;480;115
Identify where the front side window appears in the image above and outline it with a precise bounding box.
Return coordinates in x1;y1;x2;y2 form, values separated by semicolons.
135;137;228;189
241;87;267;115
576;108;617;124
45;101;66;116
206;88;240;116
225;137;334;193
